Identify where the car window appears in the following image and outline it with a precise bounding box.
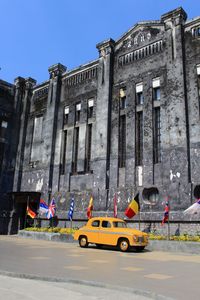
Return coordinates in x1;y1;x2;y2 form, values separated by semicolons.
91;220;100;227
102;221;111;228
113;221;127;228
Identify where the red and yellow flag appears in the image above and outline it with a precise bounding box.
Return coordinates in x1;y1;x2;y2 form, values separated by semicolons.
87;195;93;219
125;193;140;218
27;205;37;219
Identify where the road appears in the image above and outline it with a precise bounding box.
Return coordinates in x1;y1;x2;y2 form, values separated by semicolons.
0;236;199;299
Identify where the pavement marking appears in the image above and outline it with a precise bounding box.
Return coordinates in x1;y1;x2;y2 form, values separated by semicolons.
120;267;144;272
144;273;173;280
64;265;89;270
89;260;109;263
29;256;50;260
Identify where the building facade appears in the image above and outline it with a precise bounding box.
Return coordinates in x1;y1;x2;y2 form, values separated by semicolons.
1;7;200;233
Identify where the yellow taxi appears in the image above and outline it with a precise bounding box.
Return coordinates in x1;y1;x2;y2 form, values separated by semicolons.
73;217;148;252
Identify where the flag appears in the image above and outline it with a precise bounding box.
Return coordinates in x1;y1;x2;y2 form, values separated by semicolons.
27;205;37;219
161;199;169;225
87;195;93;219
47;198;56;219
68;194;75;221
183;199;200;215
39;199;49;215
125;193;140;218
114;193;118;218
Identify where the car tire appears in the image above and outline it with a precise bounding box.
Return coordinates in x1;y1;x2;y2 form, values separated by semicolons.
79;236;88;248
118;238;129;252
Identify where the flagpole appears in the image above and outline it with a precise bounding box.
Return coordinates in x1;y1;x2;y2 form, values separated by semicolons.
24;195;29;229
139;210;141;230
70;219;73;234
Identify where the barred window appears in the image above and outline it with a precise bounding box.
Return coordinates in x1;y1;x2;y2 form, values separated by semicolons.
85;124;92;172
60;130;67;175
0;120;8;140
88;99;94;119
75;103;81;123
153;107;161;163
72;127;79;173
136;82;144;105
64;106;69;125
119;115;126;168
152;77;160;101
119;88;126;110
135;112;143;166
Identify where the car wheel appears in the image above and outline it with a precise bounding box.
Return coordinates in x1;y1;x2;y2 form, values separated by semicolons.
118;238;129;252
79;236;88;248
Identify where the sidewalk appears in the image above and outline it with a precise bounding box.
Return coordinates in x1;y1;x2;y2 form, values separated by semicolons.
0;273;171;300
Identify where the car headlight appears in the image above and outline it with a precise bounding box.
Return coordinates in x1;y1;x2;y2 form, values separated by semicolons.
133;235;138;242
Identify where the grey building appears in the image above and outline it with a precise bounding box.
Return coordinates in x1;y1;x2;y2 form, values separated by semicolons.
1;7;200;233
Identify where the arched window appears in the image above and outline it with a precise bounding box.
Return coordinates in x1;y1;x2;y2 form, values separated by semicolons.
142;187;159;205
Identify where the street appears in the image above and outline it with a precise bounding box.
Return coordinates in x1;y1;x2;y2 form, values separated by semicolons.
0;236;199;299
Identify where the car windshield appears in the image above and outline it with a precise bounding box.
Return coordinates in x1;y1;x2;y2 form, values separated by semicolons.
113;221;127;228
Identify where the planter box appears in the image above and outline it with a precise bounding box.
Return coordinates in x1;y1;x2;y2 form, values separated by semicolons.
18;230;75;243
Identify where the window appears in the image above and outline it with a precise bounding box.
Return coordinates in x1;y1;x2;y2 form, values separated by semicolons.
72;127;79;173
0;120;8;140
88;99;94;119
64;106;69;125
119;115;126;168
85;123;92;172
60;130;67;175
30;116;43;162
152;78;160;101
197;65;200;115
92;220;100;227
102;221;111;228
75;103;81;123
119;88;126;110
113;222;127;228
136;83;143;105
136;112;143;166
153;107;161;163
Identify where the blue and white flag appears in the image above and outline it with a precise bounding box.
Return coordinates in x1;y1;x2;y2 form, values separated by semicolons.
39;199;49;215
184;199;200;215
68;194;75;221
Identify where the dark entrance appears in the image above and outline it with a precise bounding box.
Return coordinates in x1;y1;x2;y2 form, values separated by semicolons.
9;192;40;234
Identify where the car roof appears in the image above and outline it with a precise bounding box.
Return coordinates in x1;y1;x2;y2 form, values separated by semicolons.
89;217;125;222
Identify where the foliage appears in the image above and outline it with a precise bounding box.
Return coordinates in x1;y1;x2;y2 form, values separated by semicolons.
149;233;200;242
24;227;77;234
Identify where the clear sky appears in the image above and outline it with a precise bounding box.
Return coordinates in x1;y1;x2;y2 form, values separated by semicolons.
1;0;200;84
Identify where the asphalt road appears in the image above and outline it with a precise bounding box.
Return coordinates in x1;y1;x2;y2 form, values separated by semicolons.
0;236;199;300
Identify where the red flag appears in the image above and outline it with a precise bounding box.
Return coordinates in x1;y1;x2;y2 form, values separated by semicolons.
125;193;140;219
87;195;93;219
161;199;169;225
27;205;37;219
114;193;118;218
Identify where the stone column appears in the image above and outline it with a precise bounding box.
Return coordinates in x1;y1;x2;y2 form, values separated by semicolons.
44;63;66;199
13;77;36;191
93;39;115;201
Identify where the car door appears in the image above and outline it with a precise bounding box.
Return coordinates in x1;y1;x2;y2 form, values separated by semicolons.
88;219;100;244
98;220;115;245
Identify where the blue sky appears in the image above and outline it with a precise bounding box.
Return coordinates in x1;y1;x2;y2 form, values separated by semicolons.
1;0;200;84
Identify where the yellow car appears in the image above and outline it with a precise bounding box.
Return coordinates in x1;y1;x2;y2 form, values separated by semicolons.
73;217;148;252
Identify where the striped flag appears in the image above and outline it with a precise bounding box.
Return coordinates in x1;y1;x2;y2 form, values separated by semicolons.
184;199;200;215
47;198;56;219
114;193;118;218
39;199;49;215
87;195;93;219
161;199;169;225
125;193;140;219
68;194;75;221
27;205;37;219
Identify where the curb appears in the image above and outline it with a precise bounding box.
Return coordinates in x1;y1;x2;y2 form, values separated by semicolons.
18;230;200;254
0;270;173;300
